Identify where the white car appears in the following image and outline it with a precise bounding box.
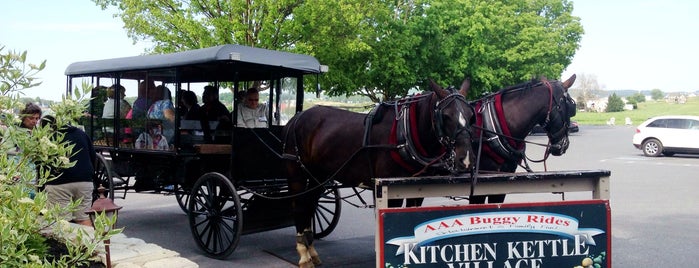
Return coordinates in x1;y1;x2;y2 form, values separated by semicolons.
632;115;699;157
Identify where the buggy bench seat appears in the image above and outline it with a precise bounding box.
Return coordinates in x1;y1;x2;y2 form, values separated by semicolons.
194;144;232;154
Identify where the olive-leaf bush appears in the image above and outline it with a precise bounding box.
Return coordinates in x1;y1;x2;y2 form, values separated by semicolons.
0;45;120;267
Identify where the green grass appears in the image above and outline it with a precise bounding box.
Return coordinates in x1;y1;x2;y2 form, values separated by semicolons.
573;96;699;125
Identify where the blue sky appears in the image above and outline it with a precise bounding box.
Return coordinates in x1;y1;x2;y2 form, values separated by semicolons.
2;0;697;101
562;0;699;93
1;1;147;101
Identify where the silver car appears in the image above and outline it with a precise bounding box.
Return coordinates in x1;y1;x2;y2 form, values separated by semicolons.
632;115;699;157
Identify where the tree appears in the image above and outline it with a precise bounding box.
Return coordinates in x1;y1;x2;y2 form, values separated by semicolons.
93;0;308;53
605;93;624;112
650;88;664;101
569;73;603;111
627;92;646;104
94;0;583;101
416;0;583;96
292;0;425;102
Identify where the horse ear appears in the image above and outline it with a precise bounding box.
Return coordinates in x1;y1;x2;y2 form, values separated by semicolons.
429;79;448;99
562;74;576;91
458;78;470;97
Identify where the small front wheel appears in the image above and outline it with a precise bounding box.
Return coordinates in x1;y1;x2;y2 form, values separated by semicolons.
93;153;115;202
175;184;190;214
642;138;663;157
188;172;242;259
313;186;341;239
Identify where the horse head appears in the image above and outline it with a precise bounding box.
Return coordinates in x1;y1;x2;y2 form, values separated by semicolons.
541;74;577;156
428;79;475;173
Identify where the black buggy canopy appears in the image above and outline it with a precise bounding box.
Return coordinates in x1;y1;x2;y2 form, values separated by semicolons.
64;44;326;82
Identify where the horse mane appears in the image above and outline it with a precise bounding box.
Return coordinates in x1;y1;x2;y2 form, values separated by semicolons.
498;78;546;94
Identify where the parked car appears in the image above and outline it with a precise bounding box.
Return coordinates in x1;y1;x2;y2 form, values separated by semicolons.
530;121;579;135
632;115;699;157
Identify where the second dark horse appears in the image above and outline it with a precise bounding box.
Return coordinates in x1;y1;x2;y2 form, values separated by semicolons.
282;80;476;268
470;74;577;203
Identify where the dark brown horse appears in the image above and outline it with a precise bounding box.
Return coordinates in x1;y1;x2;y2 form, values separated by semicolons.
469;74;577;204
282;80;475;268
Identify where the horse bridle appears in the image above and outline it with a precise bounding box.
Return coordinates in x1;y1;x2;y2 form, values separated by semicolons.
540;80;576;151
432;89;474;173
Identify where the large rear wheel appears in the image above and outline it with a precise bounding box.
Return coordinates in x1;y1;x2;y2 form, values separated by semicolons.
313;186;341;239
188;172;242;259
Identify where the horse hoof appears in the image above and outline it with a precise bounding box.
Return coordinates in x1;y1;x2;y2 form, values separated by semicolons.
311;255;322;266
299;261;315;268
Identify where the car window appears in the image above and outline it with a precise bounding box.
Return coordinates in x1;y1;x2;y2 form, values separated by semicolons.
689;120;699;130
647;119;667;128
666;119;688;129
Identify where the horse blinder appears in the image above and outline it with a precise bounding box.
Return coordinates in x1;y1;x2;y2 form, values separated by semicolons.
565;95;577;118
546;93;576;155
433;92;474;172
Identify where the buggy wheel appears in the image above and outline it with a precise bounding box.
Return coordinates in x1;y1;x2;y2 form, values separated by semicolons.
93;153;115;202
188;172;242;259
175;184;190;214
313;186;341;239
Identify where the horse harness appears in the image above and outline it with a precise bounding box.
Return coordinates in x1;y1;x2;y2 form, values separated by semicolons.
473;80;577;170
364;90;470;175
474;93;525;166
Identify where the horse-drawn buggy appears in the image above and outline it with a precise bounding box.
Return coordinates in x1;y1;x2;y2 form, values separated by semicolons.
67;44;604;268
66;45;344;259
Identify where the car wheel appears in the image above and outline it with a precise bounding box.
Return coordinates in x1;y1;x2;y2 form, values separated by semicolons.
642;139;663;157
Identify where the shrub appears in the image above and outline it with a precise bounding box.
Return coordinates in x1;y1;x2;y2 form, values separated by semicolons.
605;93;624;112
1;45;120;267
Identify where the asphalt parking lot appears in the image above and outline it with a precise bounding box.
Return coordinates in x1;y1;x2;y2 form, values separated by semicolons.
116;125;699;267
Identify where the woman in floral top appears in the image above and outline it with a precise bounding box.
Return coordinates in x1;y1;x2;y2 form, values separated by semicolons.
147;85;175;142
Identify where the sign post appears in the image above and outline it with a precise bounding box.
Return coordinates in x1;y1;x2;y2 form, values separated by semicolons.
375;170;611;268
379;200;611;268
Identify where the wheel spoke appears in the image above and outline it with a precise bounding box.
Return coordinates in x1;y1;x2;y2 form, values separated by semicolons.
315;208;331;226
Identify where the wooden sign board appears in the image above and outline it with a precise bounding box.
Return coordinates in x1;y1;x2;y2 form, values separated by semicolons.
378;200;611;268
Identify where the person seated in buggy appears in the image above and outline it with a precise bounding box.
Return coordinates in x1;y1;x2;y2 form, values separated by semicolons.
102;84;131;119
201;85;230;122
147;85;176;142
179;90;202;120
236;87;268;128
135;121;169;150
200;85;232;143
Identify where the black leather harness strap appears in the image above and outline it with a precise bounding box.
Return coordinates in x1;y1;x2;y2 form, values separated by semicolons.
479;97;525;162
